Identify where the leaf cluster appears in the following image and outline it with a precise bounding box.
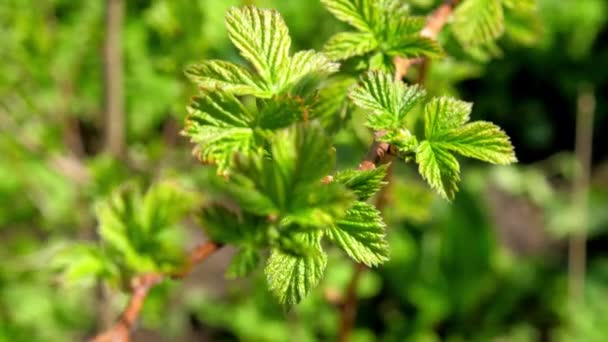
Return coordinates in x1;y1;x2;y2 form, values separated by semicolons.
180;6;397;305
200;124;390;305
183;6;340;174
349;71;516;200
53;182;198;286
321;0;443;68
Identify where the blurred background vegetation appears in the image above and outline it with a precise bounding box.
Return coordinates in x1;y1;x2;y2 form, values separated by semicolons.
1;0;607;341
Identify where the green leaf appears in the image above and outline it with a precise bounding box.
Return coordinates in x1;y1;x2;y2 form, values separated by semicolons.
423;97;473;138
52;244;114;285
416;96;516;200
257;95;310;130
199;205;268;245
349;71;425;130
324;32;378;61
387;36;444;59
226;247;260;278
320;0;378;32
310;77;357;131
502;0;536;13
321;1;443;61
416;140;461;200
218;124;353;225
452;0;505;46
96;182;196;273
184;60;267;97
285;50;340;88
434;121;517;165
334;165;388;201
225;6;291;88
384;16;444;58
265;232;327;305
328;202;389;266
184;92;255;174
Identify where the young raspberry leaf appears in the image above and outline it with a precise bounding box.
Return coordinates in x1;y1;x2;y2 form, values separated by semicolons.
96;182;197;274
310;76;357;132
349;71;425;131
265;232;327;305
324;32;378;61
384;16;444;58
320;0;378;32
183;92;255;175
199;205;268;245
184;60;268;97
334;164;388;201
321;0;443;62
223;6;338;95
218;124;354;226
416;97;516;200
285;50;340;90
416;140;461;200
452;0;505;46
225;6;291;88
327;201;389;266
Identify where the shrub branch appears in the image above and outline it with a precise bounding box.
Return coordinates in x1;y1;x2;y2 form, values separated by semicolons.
339;1;460;341
90;241;223;342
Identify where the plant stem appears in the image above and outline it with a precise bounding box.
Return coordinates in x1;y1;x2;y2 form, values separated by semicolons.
338;1;460;340
104;0;125;159
568;85;595;301
90;241;223;342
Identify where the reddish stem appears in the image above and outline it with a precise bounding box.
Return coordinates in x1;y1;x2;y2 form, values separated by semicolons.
90;241;223;342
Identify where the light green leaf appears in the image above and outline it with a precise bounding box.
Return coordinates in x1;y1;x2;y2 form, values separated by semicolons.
502;0;536;12
385;15;426;36
218;124;353;224
310;76;357;131
434;121;517;164
96;182;195;273
328;202;389;266
334;165;388;201
265;232;327;305
270;124;335;186
424;97;473;138
225;6;291;88
184;60;267;97
349;71;425;130
52;244;114;285
383;16;444;58
199;205;269;244
321;1;443;62
324;32;378;61
320;0;378;32
285;50;340;88
226;247;260;278
416;96;516;200
387;36;444;59
416;141;461;201
184;93;255;174
453;0;505;46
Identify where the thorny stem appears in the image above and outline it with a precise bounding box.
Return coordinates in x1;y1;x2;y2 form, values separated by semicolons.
339;1;460;341
90;241;223;342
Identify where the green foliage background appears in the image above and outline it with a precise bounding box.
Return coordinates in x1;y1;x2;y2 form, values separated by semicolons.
1;0;607;341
